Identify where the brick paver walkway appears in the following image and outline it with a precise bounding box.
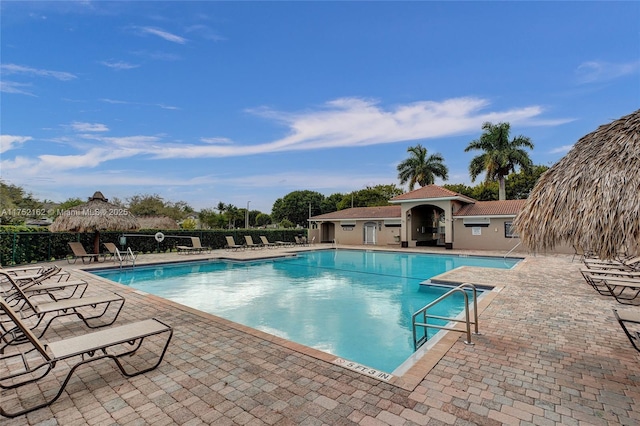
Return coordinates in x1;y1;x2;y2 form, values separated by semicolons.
1;246;638;425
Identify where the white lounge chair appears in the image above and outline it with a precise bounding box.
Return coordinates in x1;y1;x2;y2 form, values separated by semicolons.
0;273;125;349
0;298;172;418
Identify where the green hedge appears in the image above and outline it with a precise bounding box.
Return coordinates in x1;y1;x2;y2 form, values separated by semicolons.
0;228;306;266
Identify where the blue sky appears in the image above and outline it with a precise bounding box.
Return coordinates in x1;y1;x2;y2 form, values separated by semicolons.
1;1;638;214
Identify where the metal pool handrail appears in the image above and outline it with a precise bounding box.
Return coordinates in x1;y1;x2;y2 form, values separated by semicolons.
412;283;479;350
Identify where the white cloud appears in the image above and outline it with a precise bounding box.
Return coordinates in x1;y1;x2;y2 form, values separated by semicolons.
201;137;233;144
2;97;570;175
0;81;36;96
0;63;76;81
100;60;140;70
138;27;187;44
70;122;109;132
184;24;226;42
550;144;573;154
99;98;180;110
131;50;181;61
576;60;640;84
0;135;32;154
152;96;571;159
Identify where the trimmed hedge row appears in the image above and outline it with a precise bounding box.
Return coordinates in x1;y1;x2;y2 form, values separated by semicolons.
0;228;306;266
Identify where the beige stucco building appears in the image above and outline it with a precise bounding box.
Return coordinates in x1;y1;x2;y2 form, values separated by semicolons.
308;184;572;254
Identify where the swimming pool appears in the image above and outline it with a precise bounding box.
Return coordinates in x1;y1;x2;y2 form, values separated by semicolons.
93;250;519;374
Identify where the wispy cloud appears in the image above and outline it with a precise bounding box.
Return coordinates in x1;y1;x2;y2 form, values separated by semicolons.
100;60;140;70
153;97;571;159
0;81;36;96
100;98;180;110
576;60;640;84
185;24;226;42
70;122;109;132
131;50;181;61
0;63;76;81
0;135;32;154
550;144;573;155
137;26;187;44
201;137;233;144
1;97;570;173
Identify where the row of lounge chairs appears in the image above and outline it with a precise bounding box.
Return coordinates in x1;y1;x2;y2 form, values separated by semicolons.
67;235;311;260
0;264;172;417
578;253;640;354
579;254;640;305
224;235;308;251
67;241;139;264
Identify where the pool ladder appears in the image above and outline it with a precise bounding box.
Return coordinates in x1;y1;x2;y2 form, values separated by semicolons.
412;283;479;350
114;247;136;269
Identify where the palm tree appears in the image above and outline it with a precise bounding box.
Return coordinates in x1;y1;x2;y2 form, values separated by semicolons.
465;122;534;200
397;144;449;191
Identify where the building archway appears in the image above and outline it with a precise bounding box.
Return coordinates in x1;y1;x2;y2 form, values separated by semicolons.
408;205;445;246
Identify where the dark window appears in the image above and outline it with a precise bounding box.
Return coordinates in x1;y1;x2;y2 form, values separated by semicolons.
504;222;518;238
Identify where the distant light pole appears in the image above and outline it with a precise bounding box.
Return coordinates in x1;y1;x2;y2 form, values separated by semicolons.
246;201;251;229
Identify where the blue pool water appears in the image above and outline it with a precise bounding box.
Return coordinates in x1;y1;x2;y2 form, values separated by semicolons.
93;250;519;373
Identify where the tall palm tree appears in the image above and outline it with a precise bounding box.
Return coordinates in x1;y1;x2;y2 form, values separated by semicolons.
465;122;534;200
397;144;449;191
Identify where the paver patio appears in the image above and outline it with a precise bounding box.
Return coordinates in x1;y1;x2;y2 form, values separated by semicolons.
1;245;638;425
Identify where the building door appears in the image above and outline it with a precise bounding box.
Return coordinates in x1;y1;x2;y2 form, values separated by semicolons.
363;222;377;245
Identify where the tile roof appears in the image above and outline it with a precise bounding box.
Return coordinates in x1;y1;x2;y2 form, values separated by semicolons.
453;199;527;217
310;205;401;220
310;200;527;220
390;184;476;202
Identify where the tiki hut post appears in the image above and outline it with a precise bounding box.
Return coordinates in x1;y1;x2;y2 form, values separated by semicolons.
50;191;140;257
514;109;640;259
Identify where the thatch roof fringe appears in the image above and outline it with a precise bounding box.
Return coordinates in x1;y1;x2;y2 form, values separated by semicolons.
514;109;640;258
50;192;140;233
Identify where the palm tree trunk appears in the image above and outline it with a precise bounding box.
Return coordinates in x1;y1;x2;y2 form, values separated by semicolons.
498;176;506;200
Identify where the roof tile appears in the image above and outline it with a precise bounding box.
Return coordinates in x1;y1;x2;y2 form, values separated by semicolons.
311;205;401;220
390;184;475;202
453;200;526;217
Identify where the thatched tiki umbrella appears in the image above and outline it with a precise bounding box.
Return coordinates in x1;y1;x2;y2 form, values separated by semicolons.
50;191;140;256
514;109;640;259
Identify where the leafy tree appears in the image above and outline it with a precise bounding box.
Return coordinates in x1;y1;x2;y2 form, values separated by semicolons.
225;205;242;229
127;194;193;220
465;122;534;200
0;181;43;224
321;193;344;214
51;198;84;218
127;194;166;216
280;219;294;228
442;183;475;198
199;208;220;229
271;190;324;227
397;144;449;191
164;201;194;221
248;210;261;227
506;164;549;199
110;197;125;207
471;182;499;201
336;184;404;210
255;213;272;227
180;218;197;230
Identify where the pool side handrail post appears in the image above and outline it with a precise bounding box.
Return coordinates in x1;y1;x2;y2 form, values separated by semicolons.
411;282;479;350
